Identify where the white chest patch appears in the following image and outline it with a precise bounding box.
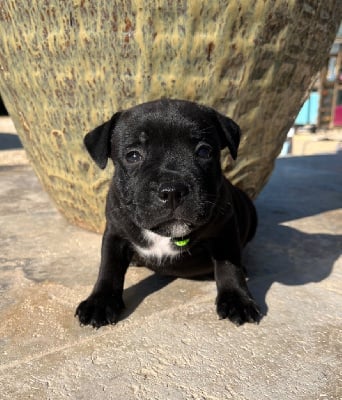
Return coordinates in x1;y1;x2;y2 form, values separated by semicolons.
134;229;179;262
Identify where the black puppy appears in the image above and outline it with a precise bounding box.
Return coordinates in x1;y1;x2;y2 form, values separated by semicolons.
76;99;261;328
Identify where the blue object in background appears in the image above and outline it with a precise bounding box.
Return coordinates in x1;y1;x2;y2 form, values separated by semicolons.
295;91;319;125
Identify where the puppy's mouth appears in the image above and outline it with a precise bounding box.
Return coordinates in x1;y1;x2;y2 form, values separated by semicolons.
149;220;193;238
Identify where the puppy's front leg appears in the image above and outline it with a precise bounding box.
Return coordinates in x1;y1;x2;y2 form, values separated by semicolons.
214;259;261;326
75;225;132;328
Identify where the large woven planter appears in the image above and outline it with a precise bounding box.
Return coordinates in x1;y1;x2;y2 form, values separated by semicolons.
0;1;341;232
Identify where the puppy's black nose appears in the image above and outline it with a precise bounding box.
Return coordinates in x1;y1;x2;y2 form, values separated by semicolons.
158;183;189;209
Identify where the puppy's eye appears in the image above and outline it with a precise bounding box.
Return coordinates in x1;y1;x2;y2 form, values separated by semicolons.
195;144;212;159
125;150;143;164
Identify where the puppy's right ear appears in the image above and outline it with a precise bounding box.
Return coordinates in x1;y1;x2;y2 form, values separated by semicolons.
83;112;121;169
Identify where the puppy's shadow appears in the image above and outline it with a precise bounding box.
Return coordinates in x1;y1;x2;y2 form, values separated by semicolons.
121;273;176;320
245;227;340;316
245;153;341;316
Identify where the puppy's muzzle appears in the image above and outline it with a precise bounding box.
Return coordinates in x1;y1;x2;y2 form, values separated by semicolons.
158;182;189;210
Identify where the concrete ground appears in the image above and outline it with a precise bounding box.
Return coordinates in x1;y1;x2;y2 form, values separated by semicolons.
0;119;341;399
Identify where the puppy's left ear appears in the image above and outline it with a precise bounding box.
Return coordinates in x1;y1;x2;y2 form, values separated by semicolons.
84;112;121;169
214;112;241;160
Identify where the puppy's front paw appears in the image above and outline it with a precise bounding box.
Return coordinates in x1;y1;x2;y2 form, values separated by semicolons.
75;293;124;328
216;290;262;326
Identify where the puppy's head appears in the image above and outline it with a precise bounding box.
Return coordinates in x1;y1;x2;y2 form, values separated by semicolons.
84;99;240;237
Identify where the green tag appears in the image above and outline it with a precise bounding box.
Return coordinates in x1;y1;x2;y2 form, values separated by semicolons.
173;238;190;247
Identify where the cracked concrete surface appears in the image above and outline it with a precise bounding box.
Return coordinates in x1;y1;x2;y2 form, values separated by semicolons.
0;132;341;399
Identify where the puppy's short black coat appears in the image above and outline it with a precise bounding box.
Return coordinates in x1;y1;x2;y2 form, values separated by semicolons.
76;99;261;328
